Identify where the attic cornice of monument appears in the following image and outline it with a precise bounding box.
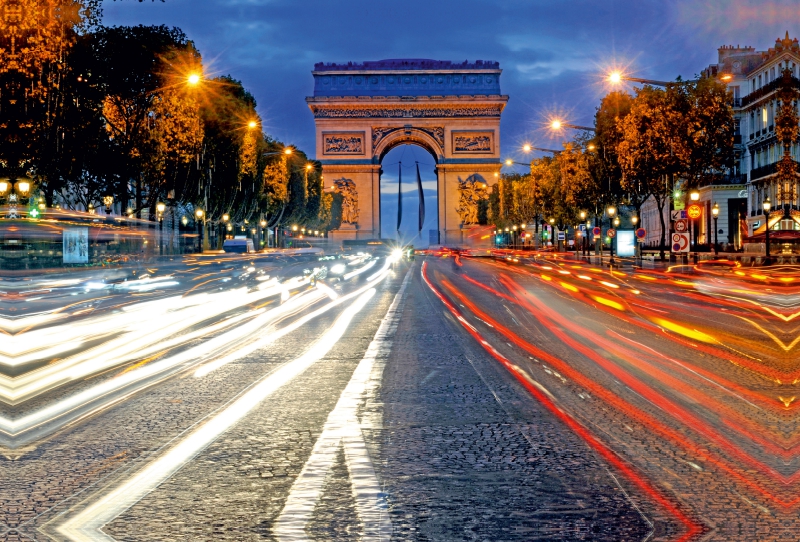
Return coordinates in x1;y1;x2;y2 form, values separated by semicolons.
313;69;501;76
313;59;501;71
306;94;509;103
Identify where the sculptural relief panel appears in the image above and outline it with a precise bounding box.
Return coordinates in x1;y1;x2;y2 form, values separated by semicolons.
452;130;495;154
323;132;365;155
456;174;489;225
333;178;359;224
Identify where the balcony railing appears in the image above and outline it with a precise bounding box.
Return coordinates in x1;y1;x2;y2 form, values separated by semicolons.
741;75;800;107
750;160;800;181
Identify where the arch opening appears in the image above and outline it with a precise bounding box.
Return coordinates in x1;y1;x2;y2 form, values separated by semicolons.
379;143;439;245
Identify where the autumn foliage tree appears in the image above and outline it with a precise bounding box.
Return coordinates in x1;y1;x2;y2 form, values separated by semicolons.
0;3;334;237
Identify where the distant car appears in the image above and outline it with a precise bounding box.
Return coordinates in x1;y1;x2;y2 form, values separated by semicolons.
223;238;255;253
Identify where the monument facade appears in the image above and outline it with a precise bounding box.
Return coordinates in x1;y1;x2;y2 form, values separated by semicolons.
307;59;508;245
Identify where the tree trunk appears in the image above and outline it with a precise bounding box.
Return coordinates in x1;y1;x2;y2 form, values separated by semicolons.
657;196;667;261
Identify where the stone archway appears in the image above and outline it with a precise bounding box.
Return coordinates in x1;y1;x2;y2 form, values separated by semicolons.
307;59;508;246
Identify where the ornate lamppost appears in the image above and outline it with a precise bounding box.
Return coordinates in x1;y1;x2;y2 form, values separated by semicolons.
156;202;166;255
711;202;719;256
195;208;205;253
607;206;616;265
763;197;771;265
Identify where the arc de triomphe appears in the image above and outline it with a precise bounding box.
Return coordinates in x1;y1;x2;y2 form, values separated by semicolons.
306;59;508;246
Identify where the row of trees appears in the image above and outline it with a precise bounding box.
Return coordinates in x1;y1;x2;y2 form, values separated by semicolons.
489;77;735;256
0;1;332;232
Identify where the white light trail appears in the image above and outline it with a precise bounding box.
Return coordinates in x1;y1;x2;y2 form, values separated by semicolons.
55;288;377;542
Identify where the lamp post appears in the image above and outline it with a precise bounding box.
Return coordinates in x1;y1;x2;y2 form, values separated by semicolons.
711;202;719;256
579;211;587;259
512;225;518;249
195;208;204;253
763;197;771;265
607;206;616;265
584;219;591;257
548;218;555;250
631;214;639;261
689;190;700;264
156;201;166;255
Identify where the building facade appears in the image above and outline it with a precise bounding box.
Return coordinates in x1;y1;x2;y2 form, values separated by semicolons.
703;33;800;249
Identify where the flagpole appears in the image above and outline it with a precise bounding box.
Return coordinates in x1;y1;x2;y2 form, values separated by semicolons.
397;162;402;234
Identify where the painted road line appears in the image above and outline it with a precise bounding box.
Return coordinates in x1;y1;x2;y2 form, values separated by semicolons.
274;270;411;541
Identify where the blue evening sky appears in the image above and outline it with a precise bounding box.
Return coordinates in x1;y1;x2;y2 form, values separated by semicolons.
102;0;800;240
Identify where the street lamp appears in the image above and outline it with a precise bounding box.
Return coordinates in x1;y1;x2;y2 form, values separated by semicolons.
763;197;772;265
156;201;166;255
195;208;205;253
550;119;595;132
104;195;114;215
711;202;719;256
689;190;700;252
607;206;617;265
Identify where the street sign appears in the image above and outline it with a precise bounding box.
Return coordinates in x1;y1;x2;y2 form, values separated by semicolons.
670;210;687;221
674;219;688;233
635;227;646;240
557;232;566;241
592;226;601;236
674;199;685;211
607;228;616;238
579;224;586;231
671;232;690;253
687;204;702;219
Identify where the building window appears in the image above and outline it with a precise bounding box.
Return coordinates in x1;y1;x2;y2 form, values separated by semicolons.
763;107;768;127
758;75;762;88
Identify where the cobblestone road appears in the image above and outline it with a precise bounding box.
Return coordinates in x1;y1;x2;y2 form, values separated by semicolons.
9;253;763;541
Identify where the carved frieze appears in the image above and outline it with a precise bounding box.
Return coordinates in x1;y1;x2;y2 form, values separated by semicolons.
323;132;365;154
311;105;504;119
452;130;494;154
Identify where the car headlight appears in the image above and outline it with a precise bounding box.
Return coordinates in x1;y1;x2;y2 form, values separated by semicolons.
330;264;346;274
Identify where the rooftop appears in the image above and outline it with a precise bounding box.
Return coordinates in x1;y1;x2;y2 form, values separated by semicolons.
313;59;500;72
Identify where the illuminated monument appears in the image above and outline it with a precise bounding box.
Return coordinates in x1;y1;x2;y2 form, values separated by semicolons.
307;59;508;245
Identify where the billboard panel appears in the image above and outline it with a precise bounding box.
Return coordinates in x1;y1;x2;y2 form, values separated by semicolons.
616;230;635;257
63;227;89;263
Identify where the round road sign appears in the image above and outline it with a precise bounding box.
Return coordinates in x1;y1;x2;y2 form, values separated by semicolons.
592;226;601;236
607;228;616;238
674;219;688;232
635;227;646;239
687;204;702;219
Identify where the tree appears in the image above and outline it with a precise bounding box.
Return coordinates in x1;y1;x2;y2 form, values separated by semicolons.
675;77;734;189
617;85;683;260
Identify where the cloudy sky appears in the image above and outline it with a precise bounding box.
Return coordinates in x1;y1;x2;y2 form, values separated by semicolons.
103;0;800;240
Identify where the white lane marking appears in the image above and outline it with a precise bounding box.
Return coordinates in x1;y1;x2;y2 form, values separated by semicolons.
54;289;377;542
274;270;410;541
